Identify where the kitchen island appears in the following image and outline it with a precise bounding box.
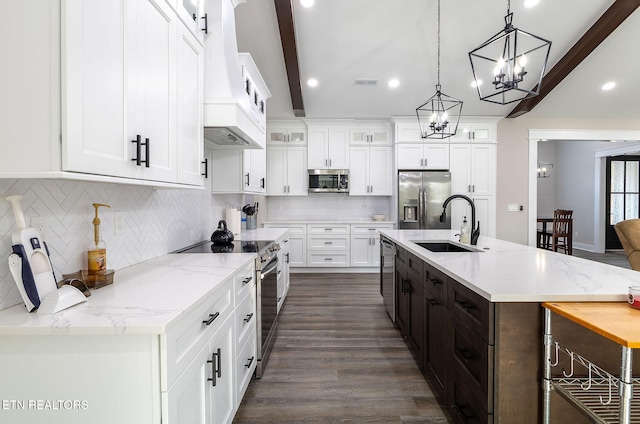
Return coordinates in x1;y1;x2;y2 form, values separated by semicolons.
0;228;289;424
380;229;640;424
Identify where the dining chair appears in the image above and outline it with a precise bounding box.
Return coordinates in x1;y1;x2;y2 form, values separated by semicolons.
614;219;640;271
540;209;573;254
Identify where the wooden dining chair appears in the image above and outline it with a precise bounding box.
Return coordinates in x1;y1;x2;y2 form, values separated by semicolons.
541;209;573;254
614;219;640;271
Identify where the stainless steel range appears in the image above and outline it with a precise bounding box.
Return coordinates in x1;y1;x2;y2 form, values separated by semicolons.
176;239;281;378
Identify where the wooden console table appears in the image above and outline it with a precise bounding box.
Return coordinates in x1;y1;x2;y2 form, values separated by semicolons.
542;302;640;424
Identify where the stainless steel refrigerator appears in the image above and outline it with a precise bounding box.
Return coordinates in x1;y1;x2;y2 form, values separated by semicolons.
398;171;451;229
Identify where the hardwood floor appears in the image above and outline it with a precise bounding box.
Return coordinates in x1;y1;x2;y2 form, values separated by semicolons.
234;273;451;424
572;249;631;269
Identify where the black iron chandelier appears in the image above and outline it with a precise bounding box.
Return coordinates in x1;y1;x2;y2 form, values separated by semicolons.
416;0;462;139
468;0;551;105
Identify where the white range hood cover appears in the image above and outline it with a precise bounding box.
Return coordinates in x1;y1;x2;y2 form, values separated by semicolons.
203;0;271;149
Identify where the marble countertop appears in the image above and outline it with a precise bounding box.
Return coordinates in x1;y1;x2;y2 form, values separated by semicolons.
381;229;638;303
0;228;290;336
263;220;395;224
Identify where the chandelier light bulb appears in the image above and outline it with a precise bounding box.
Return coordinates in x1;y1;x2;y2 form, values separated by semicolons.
441;111;448;121
518;54;528;67
430;113;437;123
514;64;521;75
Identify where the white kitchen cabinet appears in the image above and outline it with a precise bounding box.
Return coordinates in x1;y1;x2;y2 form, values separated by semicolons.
350;224;394;267
449;143;496;237
176;0;206;44
307;224;350;267
349;123;392;146
211;147;266;194
450;122;496;142
276;232;291;313
349;146;393;195
393;121;425;143
176;21;205;185
263;224;307;267
266;146;308;195
397;143;450;170
306;125;350;169
234;263;257;408
267;122;307;145
0;1;204;187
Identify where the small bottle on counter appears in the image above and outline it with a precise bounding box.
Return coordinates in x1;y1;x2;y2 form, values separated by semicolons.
460;216;470;244
87;203;110;286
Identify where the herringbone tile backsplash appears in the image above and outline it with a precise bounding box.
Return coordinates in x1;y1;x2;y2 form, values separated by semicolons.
0;179;242;311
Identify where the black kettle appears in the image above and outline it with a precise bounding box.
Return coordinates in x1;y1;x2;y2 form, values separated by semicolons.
211;220;234;245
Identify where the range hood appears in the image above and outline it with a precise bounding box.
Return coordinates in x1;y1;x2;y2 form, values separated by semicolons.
203;0;271;149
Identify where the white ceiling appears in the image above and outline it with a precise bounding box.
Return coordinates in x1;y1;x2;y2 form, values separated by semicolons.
235;0;640;121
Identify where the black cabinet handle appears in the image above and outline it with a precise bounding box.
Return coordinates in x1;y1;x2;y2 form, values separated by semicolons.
457;300;474;311
202;312;220;326
260;177;265;188
244;356;255;368
243;313;253;323
245;173;250;186
131;135;142;166
206;348;221;386
452;402;474;422
201;158;208;178
242;276;252;285
201;13;208;34
143;137;149;167
426;298;439;306
455;347;476;362
430;278;443;286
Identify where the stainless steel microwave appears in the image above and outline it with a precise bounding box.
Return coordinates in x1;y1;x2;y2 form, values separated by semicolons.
308;169;349;193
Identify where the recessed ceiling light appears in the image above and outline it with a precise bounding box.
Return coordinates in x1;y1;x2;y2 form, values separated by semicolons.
602;81;616;91
471;80;483;88
524;0;540;8
388;79;399;88
307;78;318;87
300;0;314;8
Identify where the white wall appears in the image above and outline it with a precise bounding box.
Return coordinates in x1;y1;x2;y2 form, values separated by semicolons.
0;179;243;311
536;141;557;217
496;118;640;245
266;194;392;221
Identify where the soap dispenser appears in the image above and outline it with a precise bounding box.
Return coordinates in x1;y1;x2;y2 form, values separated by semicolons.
87;203;110;284
460;216;470;244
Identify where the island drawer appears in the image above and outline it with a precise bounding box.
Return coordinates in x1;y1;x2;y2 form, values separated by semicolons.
449;279;494;344
162;278;234;390
450;361;493;424
450;314;494;413
406;252;423;276
423;263;448;304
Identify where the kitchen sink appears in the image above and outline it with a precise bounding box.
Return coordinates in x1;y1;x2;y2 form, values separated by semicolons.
413;241;478;253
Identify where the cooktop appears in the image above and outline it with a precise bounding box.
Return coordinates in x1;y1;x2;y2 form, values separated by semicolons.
175;240;275;254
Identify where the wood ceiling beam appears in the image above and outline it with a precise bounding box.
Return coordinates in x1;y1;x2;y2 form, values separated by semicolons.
274;0;305;117
507;0;640;118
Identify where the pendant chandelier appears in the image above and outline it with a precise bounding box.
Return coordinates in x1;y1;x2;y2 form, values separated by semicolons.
416;0;462;139
468;0;551;105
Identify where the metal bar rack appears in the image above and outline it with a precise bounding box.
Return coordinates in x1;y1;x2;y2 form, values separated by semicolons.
542;302;640;424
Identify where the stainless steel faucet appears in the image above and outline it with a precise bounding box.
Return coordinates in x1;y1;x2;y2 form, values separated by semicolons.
440;194;480;245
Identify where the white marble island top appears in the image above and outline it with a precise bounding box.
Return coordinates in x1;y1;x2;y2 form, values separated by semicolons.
381;229;637;303
0;228;290;336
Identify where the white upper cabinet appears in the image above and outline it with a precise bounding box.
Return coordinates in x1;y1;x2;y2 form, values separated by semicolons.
267;122;307;146
266;146;308;196
450;144;496;196
349;122;392;146
306;122;350;169
393;122;425;143
176;21;205;185
397;144;449;170
211;147;266;194
349;146;392;196
0;0;205;186
176;0;206;44
450;121;496;142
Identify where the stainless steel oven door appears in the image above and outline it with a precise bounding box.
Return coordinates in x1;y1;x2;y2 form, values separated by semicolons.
256;254;278;378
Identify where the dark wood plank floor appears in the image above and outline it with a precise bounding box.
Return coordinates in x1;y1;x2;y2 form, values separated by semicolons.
233;273;451;424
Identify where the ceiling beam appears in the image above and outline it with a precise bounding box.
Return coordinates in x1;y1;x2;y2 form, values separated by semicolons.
507;0;640;118
274;0;305;117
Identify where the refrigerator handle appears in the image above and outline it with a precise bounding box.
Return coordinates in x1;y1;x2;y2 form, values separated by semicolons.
421;188;427;229
418;188;424;229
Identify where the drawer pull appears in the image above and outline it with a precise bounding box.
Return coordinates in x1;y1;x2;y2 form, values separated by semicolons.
243;313;254;323
401;278;410;294
324;228;333;231
324;241;333;245
324;258;333;261
207;348;222;386
244;356;255;368
455;347;476;362
426;298;439;306
242;276;253;285
457;300;475;311
430;278;443;286
452;402;474;422
203;312;220;326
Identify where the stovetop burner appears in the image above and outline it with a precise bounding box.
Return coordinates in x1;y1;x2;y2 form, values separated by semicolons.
176;240;275;255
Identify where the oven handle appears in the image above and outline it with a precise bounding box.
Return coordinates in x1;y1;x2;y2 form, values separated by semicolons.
261;260;278;277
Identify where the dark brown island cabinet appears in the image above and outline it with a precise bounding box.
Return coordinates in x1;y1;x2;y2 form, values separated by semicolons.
392;244;558;423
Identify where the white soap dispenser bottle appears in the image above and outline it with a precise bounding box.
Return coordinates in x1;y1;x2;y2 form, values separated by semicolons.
460;216;470;244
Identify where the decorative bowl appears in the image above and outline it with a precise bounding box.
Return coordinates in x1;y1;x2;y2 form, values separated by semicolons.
372;214;387;221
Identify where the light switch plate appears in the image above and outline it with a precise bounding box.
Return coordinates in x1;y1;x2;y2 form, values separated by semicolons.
507;204;519;212
114;212;125;235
